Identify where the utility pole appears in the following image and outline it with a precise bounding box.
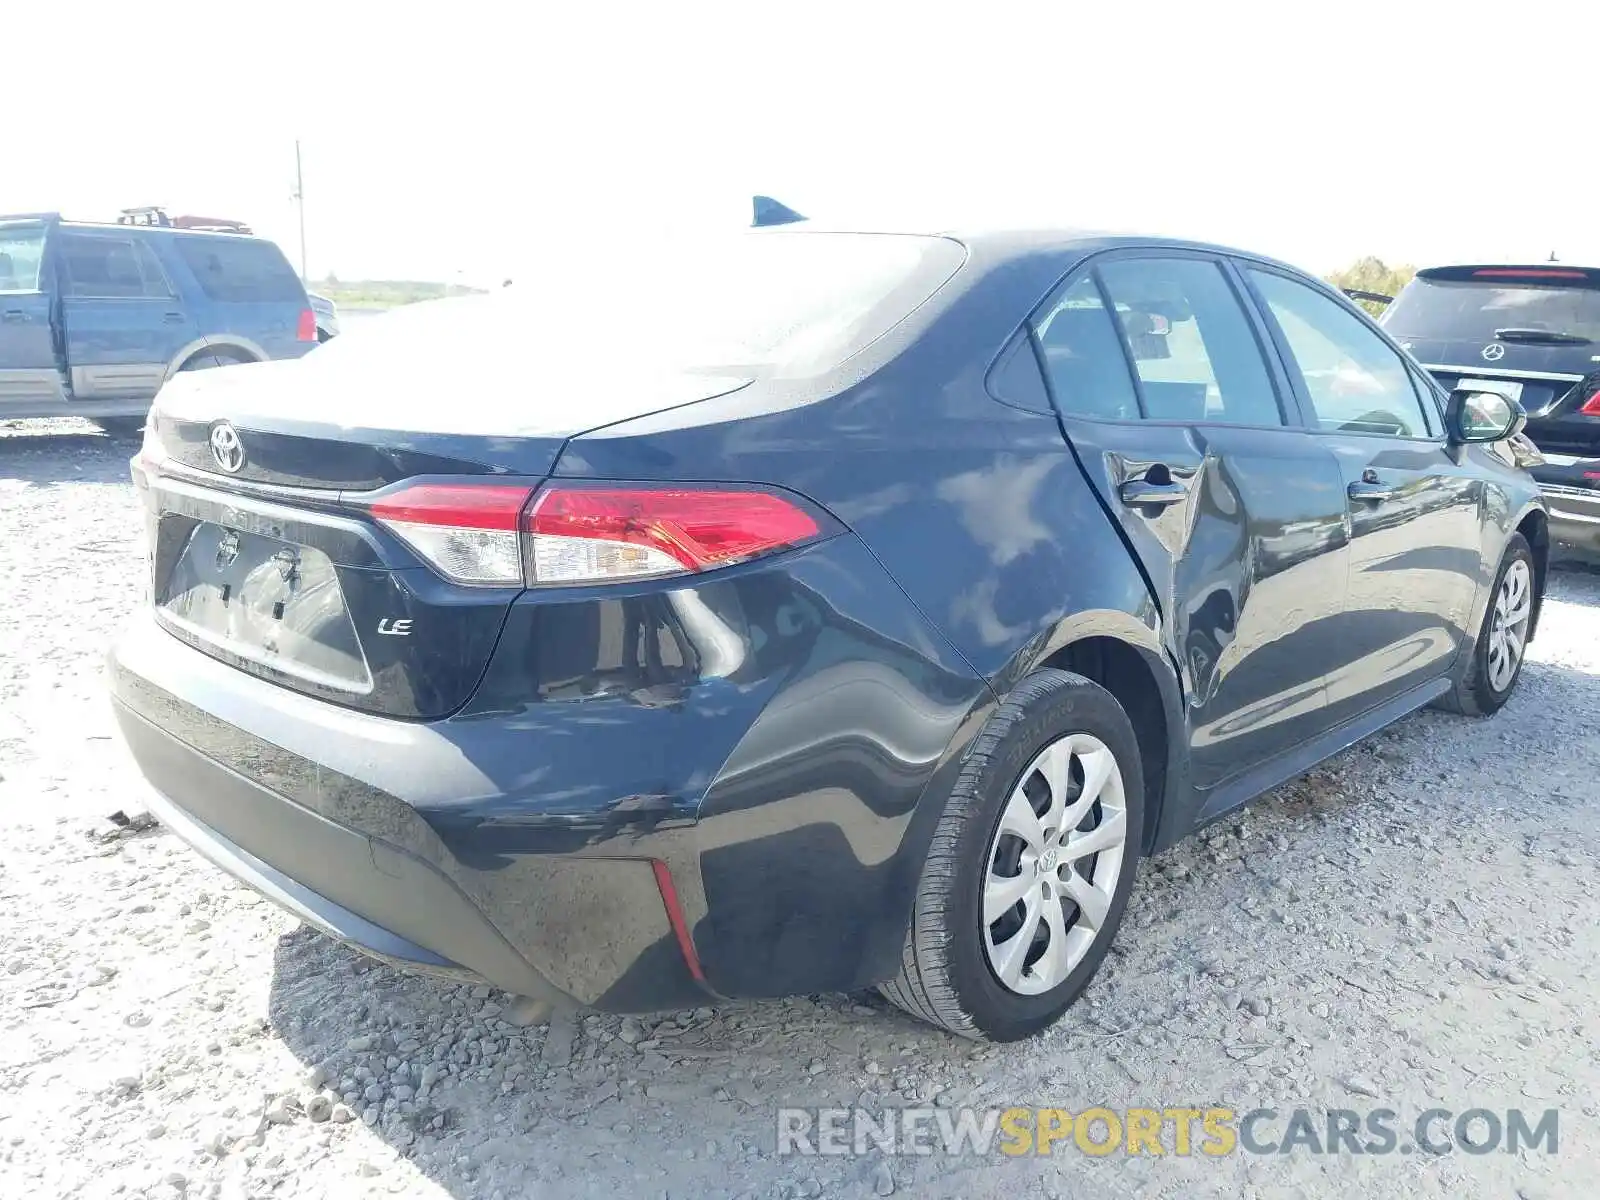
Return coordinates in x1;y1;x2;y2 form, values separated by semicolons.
293;140;308;282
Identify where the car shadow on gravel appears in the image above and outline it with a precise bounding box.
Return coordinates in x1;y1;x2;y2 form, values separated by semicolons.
0;419;141;485
264;923;979;1199
250;565;1600;1198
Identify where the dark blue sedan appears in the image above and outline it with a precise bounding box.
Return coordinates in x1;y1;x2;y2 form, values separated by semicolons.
110;218;1546;1040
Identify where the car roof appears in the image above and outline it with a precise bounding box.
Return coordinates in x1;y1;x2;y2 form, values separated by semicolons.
0;212;262;243
1416;262;1600;277
57;220;262;242
758;222;1317;283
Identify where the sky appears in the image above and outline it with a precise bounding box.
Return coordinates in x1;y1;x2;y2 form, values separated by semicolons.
7;1;1595;285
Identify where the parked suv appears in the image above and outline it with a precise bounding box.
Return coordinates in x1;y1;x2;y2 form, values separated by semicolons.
307;291;340;341
1383;264;1600;555
110;226;1547;1041
0;210;316;433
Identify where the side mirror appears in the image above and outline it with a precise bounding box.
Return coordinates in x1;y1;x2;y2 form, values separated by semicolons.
1446;388;1526;444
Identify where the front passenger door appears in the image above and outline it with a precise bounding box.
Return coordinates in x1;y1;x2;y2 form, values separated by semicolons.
1032;253;1351;804
1242;266;1482;721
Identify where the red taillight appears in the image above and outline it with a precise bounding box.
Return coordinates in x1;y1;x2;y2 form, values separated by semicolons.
368;482;823;587
297;308;317;341
524;486;821;585
370;483;534;585
370;483;532;529
1580;390;1600;416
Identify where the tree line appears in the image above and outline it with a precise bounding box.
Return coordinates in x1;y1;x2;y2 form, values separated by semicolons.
1325;257;1416;316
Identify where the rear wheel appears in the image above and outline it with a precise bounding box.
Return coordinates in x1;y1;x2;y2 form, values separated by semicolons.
880;670;1144;1041
1436;533;1535;716
180;351;251;372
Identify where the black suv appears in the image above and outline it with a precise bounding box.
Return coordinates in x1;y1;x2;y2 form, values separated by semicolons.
1383;264;1600;555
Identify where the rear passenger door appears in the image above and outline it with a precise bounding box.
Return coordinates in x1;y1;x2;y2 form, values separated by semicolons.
57;232;198;400
1031;251;1351;802
1240;265;1481;720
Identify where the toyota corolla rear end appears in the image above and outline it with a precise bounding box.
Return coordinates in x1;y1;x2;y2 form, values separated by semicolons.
108;232;990;1011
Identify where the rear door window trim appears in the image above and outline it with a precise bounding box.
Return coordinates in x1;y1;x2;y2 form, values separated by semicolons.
1025;245;1306;432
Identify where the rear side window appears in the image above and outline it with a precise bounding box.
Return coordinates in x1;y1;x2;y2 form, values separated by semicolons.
58;234;172;299
0;225;46;292
1097;258;1284;426
175;236;304;302
1249;268;1433;438
1029;276;1141;419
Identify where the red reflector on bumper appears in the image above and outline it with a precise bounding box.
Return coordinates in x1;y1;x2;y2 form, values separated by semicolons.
651;859;706;984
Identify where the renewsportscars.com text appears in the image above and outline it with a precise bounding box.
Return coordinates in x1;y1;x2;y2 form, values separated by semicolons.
777;1106;1559;1158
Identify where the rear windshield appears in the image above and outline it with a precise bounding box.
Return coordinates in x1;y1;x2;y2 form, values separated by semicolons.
1383;271;1600;343
174;236;305;303
510;230;965;377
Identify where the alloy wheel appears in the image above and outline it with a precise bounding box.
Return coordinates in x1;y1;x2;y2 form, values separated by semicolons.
1487;558;1532;694
981;732;1129;995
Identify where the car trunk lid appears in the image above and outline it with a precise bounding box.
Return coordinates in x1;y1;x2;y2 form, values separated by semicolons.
139;295;751;718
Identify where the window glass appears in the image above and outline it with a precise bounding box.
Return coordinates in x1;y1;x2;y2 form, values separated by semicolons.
316;231;966;379
1383;271;1600;343
175;236;305;303
1029;276;1141;419
1250;269;1433;438
0;225;46;292
133;242;173;297
59;235;171;299
1097;258;1283;426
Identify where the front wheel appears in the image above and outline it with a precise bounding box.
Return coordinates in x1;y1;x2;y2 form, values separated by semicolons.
1436;533;1536;717
880;670;1144;1041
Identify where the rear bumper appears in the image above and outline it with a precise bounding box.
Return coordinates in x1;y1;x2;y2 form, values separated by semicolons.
110;612;712;1011
122;721;487;986
114;700;583;1002
109;533;992;1009
1541;483;1600;556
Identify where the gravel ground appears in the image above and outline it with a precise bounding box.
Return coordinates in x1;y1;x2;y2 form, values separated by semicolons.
2;418;1598;1199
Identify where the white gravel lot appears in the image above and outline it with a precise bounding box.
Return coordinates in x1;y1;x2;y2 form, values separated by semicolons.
2;418;1598;1200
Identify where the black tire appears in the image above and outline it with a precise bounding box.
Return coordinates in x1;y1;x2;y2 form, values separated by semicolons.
1434;532;1535;717
880;669;1145;1041
180;351;249;372
91;416;146;437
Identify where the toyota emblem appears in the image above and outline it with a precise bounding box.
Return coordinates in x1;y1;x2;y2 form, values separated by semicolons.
209;422;245;473
1481;343;1507;362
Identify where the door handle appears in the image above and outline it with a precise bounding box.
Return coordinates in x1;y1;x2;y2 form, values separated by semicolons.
1;309;28;323
162;312;186;324
1119;476;1188;507
1347;471;1397;504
